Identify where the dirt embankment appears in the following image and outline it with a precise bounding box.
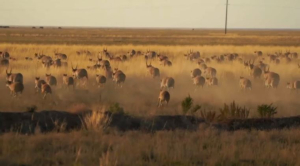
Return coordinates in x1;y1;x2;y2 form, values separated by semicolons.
1;110;300;134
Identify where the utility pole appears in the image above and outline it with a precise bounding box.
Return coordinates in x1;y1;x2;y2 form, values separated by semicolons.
225;0;229;34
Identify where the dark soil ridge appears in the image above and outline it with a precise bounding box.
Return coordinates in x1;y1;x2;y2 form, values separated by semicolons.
1;110;300;134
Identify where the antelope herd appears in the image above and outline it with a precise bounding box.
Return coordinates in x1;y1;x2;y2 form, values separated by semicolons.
1;49;300;107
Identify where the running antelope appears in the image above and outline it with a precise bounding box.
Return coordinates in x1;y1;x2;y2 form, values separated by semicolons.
263;67;280;88
204;67;217;78
6;81;24;97
97;56;111;69
112;68;126;87
72;64;88;85
1;58;9;66
268;54;277;63
54;52;67;60
254;51;263;56
146;61;160;78
157;54;168;61
41;82;52;99
96;75;106;87
198;63;207;70
109;56;123;62
290;52;298;59
38;55;53;67
256;61;268;71
104;66;113;79
102;48;111;58
6;69;23;83
127;49;136;57
160;77;175;90
121;55;127;61
1;51;10;58
205;77;218;86
184;50;200;61
63;74;75;89
190;68;201;78
160;59;172;67
25;57;33;61
52;59;61;68
248;60;262;79
158;90;170;107
193;76;205;88
204;57;211;63
45;74;57;86
286;81;300;91
239;77;252;90
35;77;46;93
243;61;250;69
144;50;157;60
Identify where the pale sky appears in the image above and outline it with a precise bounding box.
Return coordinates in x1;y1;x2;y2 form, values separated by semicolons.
1;0;300;29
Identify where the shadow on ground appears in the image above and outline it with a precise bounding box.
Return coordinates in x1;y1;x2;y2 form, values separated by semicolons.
1;110;300;134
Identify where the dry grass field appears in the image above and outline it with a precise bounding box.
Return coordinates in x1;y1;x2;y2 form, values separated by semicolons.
1;28;300;165
1;27;300;46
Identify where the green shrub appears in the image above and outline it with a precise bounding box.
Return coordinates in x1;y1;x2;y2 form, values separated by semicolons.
190;104;201;115
108;103;125;115
26;105;37;112
181;95;193;115
257;104;277;118
218;101;250;121
181;95;201;115
200;110;216;123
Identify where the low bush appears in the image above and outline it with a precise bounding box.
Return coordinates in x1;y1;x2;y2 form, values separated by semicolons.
218;101;250;122
257;103;277;118
181;95;201;115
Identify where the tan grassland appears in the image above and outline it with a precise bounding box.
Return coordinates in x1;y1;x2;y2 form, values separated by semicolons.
1;28;300;165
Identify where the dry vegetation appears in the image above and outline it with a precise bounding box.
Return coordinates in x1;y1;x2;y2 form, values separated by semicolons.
1;28;300;165
1;44;300;117
2;129;300;166
1;28;300;45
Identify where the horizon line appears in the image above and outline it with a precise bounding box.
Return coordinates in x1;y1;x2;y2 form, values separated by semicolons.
1;25;300;31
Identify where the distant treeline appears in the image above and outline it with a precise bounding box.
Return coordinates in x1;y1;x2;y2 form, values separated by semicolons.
0;26;10;28
32;26;62;29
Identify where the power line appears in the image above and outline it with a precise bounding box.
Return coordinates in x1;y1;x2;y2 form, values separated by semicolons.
225;0;229;34
230;4;300;10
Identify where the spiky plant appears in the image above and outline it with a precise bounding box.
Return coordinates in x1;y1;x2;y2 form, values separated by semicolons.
190;104;201;115
181;95;201;115
218;101;250;122
200;110;216;123
108;103;124;115
181;95;193;115
257;103;277;118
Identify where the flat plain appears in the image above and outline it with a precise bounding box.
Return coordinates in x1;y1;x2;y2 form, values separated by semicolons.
1;28;300;166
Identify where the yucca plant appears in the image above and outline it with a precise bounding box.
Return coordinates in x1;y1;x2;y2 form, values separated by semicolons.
84;110;110;131
190;104;201;115
108;103;125;115
26;105;37;112
218;101;250;122
181;95;201;115
200;110;216;123
257;103;277;118
181;95;193;115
